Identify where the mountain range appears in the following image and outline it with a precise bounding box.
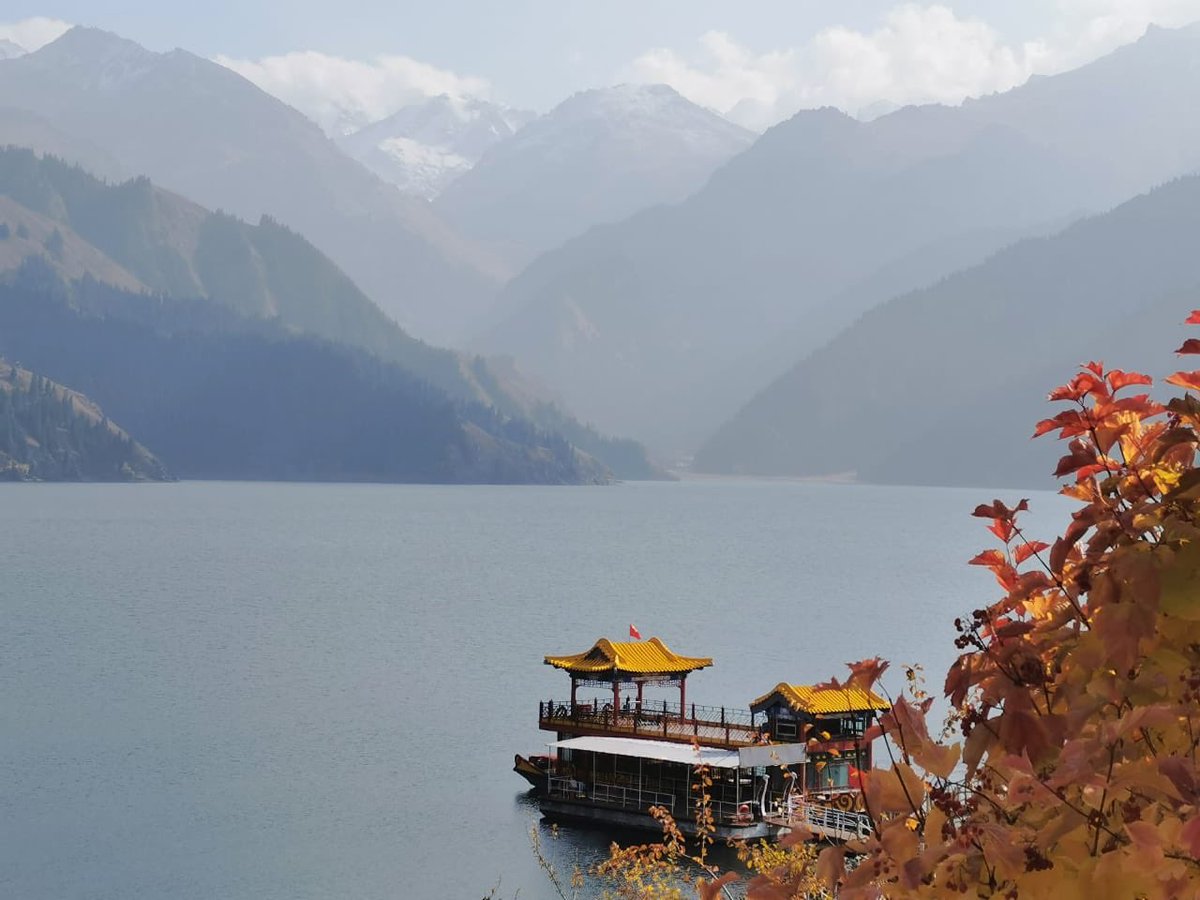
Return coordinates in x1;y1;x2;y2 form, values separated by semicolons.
0;147;661;482
475;22;1200;459
694;174;1200;486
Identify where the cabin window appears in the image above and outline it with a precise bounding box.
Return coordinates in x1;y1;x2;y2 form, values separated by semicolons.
775;720;797;738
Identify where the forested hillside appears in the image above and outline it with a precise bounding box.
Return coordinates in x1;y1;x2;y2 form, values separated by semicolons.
0;357;168;481
0;262;610;483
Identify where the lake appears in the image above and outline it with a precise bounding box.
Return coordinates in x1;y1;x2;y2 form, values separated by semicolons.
0;479;1073;898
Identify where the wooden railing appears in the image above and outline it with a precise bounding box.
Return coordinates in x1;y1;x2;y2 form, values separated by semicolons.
540;698;762;748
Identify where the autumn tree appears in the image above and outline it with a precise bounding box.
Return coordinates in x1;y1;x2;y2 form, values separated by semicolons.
599;314;1200;898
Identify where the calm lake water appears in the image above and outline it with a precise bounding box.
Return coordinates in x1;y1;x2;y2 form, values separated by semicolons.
0;480;1073;899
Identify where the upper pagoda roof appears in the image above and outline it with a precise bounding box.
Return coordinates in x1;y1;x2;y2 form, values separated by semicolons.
545;637;713;676
750;683;889;715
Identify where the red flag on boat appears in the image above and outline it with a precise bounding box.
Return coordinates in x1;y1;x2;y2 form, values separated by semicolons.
629;623;642;640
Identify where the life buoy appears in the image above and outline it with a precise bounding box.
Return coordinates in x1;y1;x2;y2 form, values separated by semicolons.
735;802;752;824
835;793;855;812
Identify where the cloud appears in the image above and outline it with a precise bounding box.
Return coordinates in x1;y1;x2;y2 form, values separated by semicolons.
216;51;491;135
625;2;1200;130
0;16;71;53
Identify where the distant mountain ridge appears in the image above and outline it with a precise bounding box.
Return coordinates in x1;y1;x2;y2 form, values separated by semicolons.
338;95;535;199
436;83;754;271
476;22;1200;456
694;174;1200;487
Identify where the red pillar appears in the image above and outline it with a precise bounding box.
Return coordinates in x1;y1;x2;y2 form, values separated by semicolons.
613;679;620;725
679;676;686;720
570;678;578;711
636;681;643;710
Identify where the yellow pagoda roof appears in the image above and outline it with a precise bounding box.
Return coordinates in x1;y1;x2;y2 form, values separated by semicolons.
750;682;889;715
545;637;713;676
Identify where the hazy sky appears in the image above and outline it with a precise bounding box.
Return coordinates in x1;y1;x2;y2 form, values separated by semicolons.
4;2;1200;130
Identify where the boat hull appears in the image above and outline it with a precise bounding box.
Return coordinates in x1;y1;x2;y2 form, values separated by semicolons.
513;754;550;789
538;797;791;842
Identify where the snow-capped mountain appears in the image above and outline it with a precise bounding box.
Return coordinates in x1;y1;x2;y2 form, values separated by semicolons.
0;39;25;60
435;83;754;268
338;95;534;199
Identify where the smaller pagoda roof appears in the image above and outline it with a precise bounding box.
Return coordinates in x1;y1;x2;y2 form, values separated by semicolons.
751;683;889;715
545;637;712;677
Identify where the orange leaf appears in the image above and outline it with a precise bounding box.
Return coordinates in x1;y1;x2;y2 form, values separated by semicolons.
1181;815;1200;859
969;549;1006;568
815;845;846;889
1166;370;1200;392
1187;309;1200;325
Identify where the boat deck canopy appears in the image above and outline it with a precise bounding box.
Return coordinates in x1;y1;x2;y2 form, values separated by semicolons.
550;736;741;768
546;735;806;769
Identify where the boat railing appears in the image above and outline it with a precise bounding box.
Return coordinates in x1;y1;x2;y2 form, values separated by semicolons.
797;802;872;840
547;775;676;814
539;698;761;747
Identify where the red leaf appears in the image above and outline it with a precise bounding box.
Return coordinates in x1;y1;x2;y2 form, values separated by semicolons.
1084;361;1105;378
969;549;1007;568
995;619;1035;638
1053;439;1096;479
1187;310;1200;325
1014;541;1049;565
846;657;889;691
1166;371;1200;393
1177;339;1200;355
972;503;999;518
1033;409;1090;439
1106;369;1153;392
989;519;1016;542
1047;372;1106;402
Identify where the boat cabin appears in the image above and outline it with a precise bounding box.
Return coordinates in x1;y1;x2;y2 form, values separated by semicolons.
751;683;888;800
523;636;888;841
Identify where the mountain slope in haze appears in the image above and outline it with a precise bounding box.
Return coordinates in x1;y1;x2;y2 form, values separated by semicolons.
479;23;1200;455
436;84;754;270
0;148;663;479
694;175;1200;486
0;26;504;343
0;261;610;484
339;95;534;199
0;356;169;481
0;146;481;398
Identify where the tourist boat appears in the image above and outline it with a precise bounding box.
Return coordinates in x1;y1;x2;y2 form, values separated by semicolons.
517;635;889;841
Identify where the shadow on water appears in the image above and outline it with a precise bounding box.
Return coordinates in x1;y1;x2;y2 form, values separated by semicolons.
512;790;751;898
